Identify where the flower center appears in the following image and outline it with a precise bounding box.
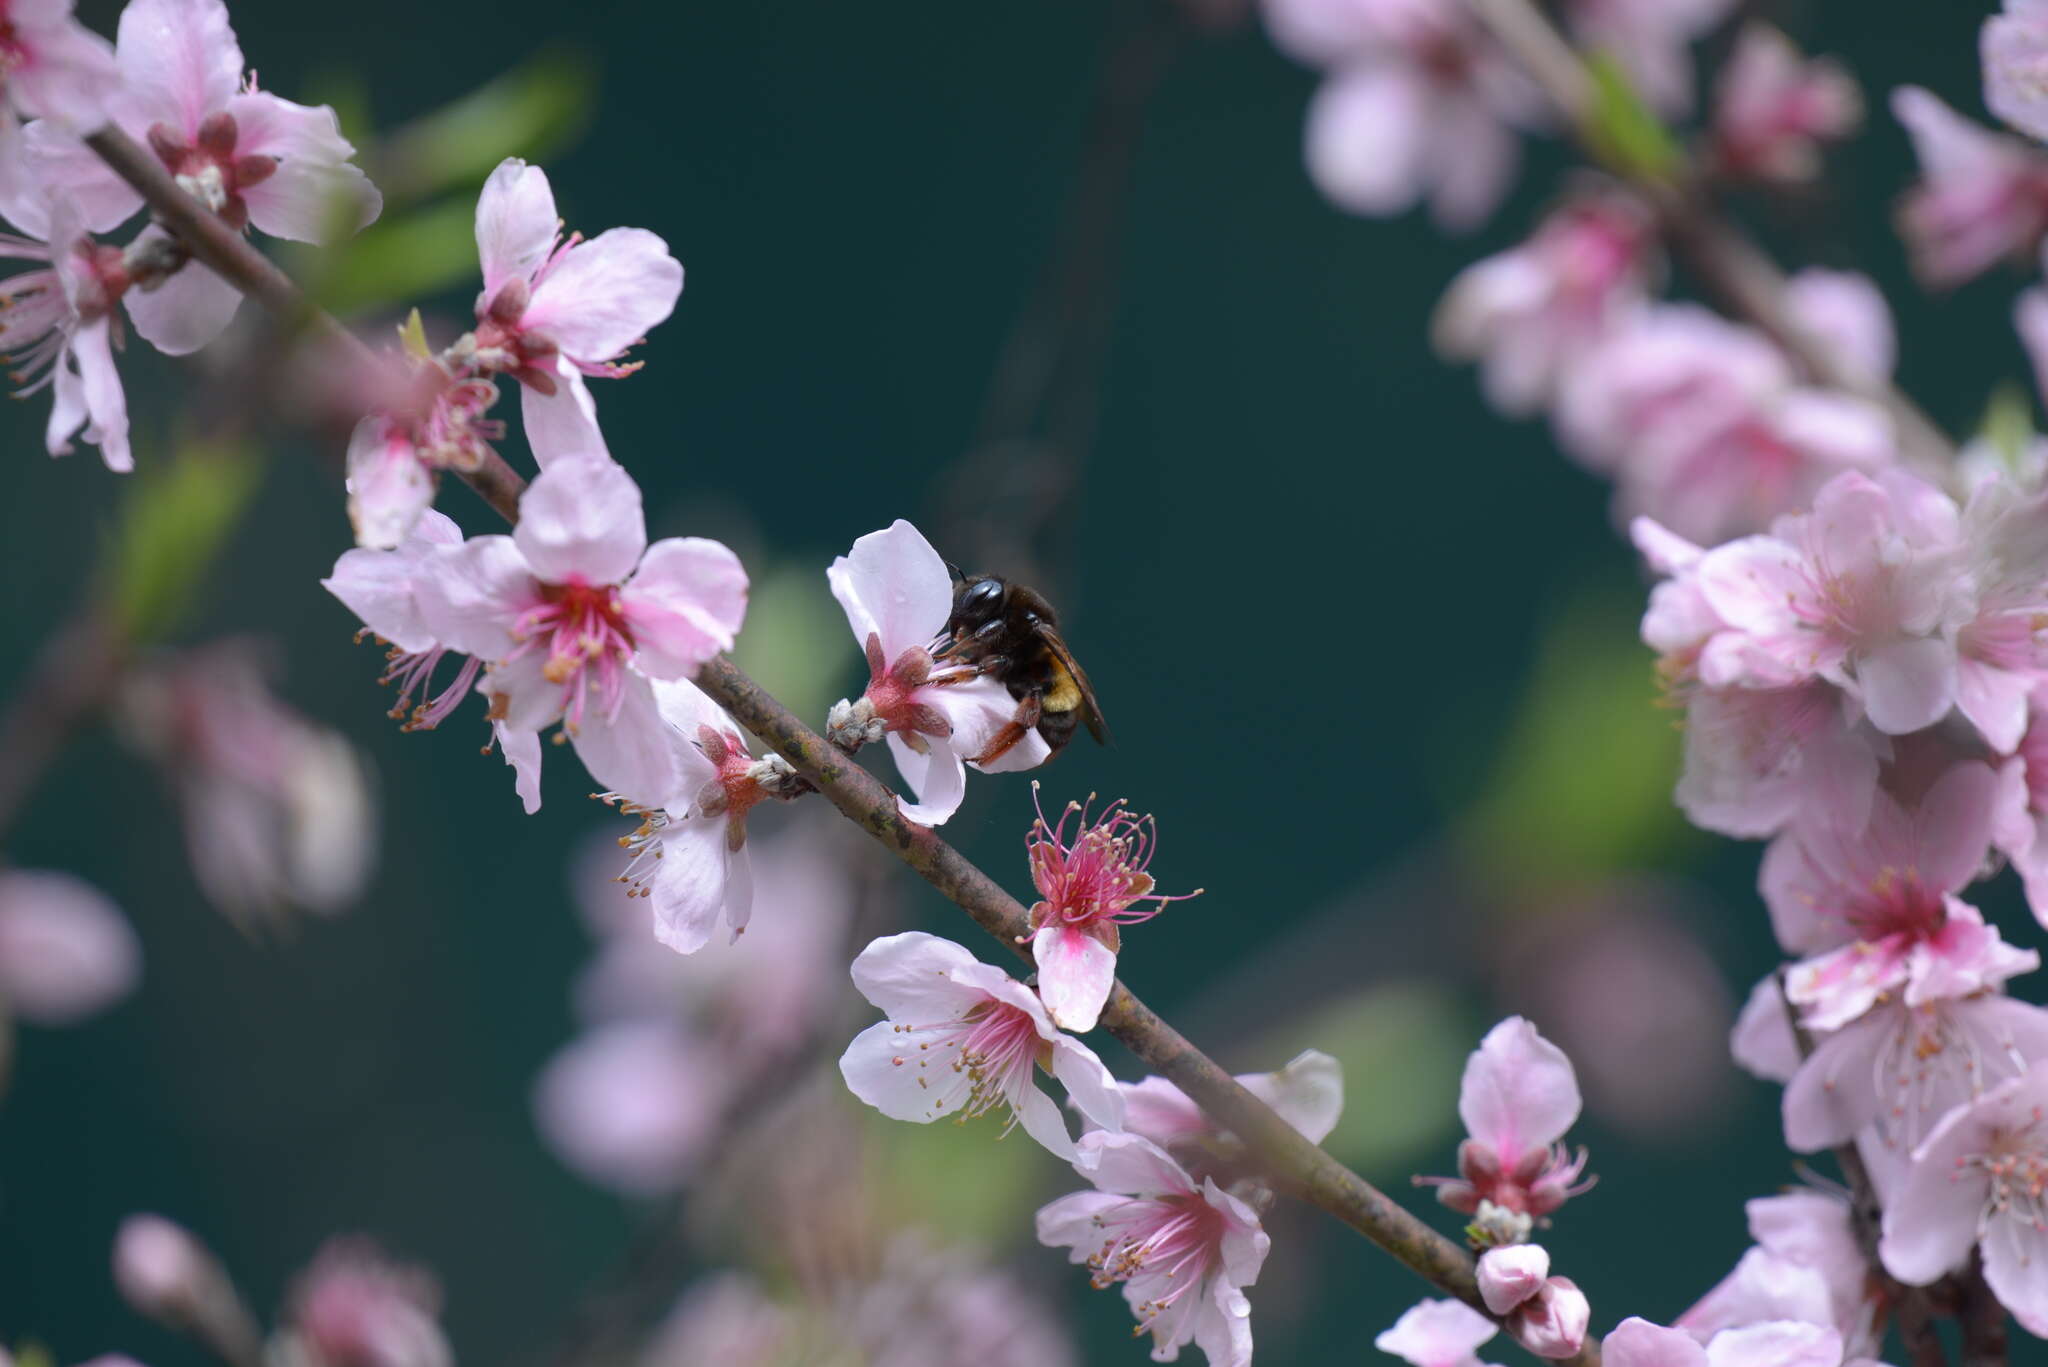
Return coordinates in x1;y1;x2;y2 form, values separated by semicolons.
1965;1111;2048;1228
1082;1191;1224;1321
1027;791;1197;932
888;998;1046;1130
508;578;636;731
369;640;481;733
148;113;278;232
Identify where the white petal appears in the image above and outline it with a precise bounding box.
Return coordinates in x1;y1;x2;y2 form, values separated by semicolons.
121;230;240;353
524;226;683;361
513;454;647;586
474;158;557;301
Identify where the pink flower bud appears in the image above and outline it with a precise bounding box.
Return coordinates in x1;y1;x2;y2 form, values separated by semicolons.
114;1214;209;1316
1477;1244;1551;1315
1511;1277;1590;1360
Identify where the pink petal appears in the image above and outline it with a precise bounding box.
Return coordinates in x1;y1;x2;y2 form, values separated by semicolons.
494;718;542;814
412;535;532;660
840;1018;972;1124
885;731;967;827
323;539;434;652
1987;5;2048;144
343;416;434;553
70;316;130;472
1877;1083;1997;1284
1304;65;1426;219
826;519;953;657
1678;1249;1834;1343
1729;974;1804;1084
521;365;609;467
0;870;140;1025
1459;1016;1582;1160
1375;1300;1501;1367
621;537;749;678
122;232;241;354
1478;1244;1550;1315
1049;1034;1126;1134
113;0;242;140
848;932;988;1022
647;817;730;954
1013;1083;1080;1160
227;91;381;242
1035;1189;1127;1258
1695;536;1809;638
1602;1318;1707;1367
1702;1322;1841;1367
1428;94;1519;232
1072;1130;1195;1198
1781;1011;1885;1152
474;158;557;301
1192;1276;1257;1367
7;11;119;131
19;119;140;231
1242;1049;1345;1145
1982;1205;2048;1337
524;226;683;362
512;455;647;586
1954;654;2033;754
1784;269;1895;382
1030;925;1117;1033
532;1021;718;1195
567;671;684;810
1855;635;1956;734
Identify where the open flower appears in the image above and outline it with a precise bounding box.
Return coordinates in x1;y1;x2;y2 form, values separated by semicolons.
0;869;139;1026
1417;1017;1592;1239
1432;187;1655;416
838;931;1123;1160
1711;24;1862;184
1038;1130;1268;1367
455;158;682;459
826;520;1049;825
276;1238;452;1367
0;188;134;469
415;455;747;808
1892;85;2048;287
1881;1063;2048;1335
1109;1049;1344;1161
1681;1191;1876;1355
531;1019;722;1196
341;342;505;551
607;679;806;955
1026;789;1199;1032
1763;762;2031;1030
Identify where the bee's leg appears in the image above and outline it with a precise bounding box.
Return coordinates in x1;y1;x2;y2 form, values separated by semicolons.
970;694;1041;766
931;653;1009;685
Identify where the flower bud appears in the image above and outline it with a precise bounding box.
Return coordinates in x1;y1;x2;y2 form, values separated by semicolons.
1477;1243;1550;1315
1510;1277;1591;1360
112;1214;264;1366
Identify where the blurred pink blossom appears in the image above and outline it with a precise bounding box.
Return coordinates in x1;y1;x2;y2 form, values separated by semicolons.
0;189;134;470
1562;0;1734;116
1417;1016;1592;1236
1375;1298;1500;1367
1881;1063;2048;1335
1603;1317;1858;1367
1263;0;1540;230
415;454;747;809
1433;188;1655;416
1038;1130;1268;1367
834;1234;1083;1367
1710;24;1861;183
1680;1191;1875;1355
0;0;118;131
1507;1276;1589;1359
1893;85;2048;287
839;931;1122;1159
1026;790;1198;1032
1477;1243;1548;1315
0;868;138;1025
826;520;1049;825
1110;1048;1343;1158
453;158;682;458
341;364;503;551
532;1020;723;1195
275;1238;451;1367
1985;0;2048;143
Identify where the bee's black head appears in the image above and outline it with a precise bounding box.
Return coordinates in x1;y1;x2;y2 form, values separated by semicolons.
953;575;1008;627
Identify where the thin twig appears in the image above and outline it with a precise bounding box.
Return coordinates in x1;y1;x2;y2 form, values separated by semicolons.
1957;1251;2010;1367
84;118;1599;1367
1461;0;1958;474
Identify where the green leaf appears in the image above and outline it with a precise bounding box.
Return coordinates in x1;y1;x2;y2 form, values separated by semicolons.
107;440;263;643
373;49;598;208
1979;379;2037;471
730;562;861;728
863;1103;1047;1245
313;199;483;315
1584;51;1682;182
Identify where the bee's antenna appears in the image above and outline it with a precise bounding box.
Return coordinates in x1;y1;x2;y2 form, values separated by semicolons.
944;560;966;584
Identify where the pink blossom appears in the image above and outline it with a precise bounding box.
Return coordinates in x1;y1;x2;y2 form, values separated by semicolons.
839;931;1123;1159
531;1020;722;1195
1109;1049;1344;1159
1993;694;2048;919
1417;1016;1592;1233
1949;474;2048;753
1892;85;2048;287
1433;188;1655;416
1986;0;2048;143
1711;25;1861;183
1681;1191;1875;1354
1374;1298;1500;1367
1783;270;1895;385
1763;764;2031;1029
837;1234;1085;1367
342;357;504;551
113;1214;257;1354
827;520;1049;826
28;0;379;253
1880;1063;2048;1334
606;678;809;954
641;1274;794;1367
120;641;375;923
455;158;682;458
1563;0;1735;116
0;189;133;470
1477;1243;1549;1314
1729;974;1806;1085
1026;790;1199;1032
1560;308;1892;546
1603;1317;1855;1367
1507;1276;1590;1359
1691;470;1968;733
1038;1130;1268;1366
277;1238;451;1367
0;0;118;130
414;455;746;809
0;868;138;1025
1783;995;2048;1183
1267;0;1540;231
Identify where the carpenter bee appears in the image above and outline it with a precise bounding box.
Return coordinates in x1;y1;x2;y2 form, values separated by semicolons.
935;571;1111;766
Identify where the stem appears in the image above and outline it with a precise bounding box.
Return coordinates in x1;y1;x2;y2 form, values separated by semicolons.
85;116;1600;1367
1958;1252;2010;1367
1461;0;1958;474
0;607;122;842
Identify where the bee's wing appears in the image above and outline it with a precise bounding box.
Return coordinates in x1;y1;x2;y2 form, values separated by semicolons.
1034;622;1112;746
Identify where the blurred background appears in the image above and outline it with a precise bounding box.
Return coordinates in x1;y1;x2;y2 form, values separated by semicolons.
0;0;2031;1362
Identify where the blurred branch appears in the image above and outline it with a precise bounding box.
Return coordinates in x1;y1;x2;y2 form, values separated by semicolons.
1462;0;1958;474
0;607;123;843
1958;1252;2010;1367
1775;973;1951;1367
90;115;1599;1367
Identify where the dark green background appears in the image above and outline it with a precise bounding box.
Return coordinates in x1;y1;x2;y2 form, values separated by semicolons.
0;1;2026;1363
